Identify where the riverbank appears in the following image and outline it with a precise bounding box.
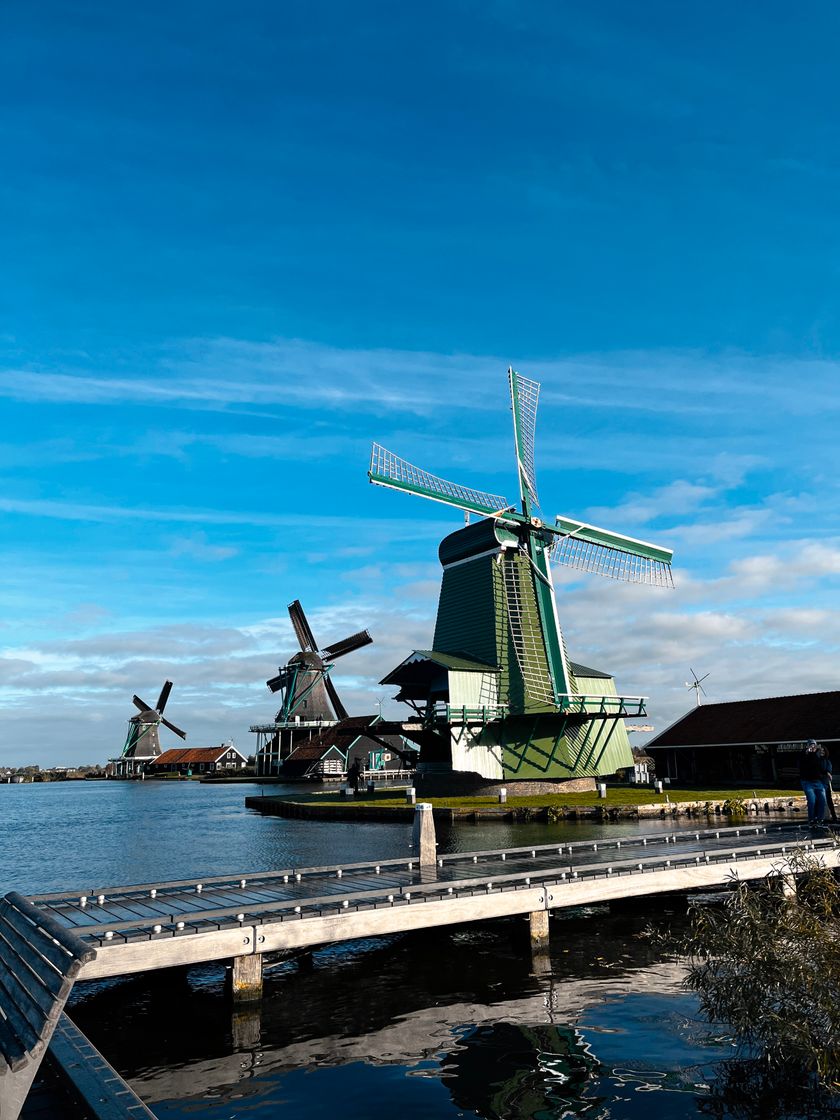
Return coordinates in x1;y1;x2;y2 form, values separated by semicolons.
246;786;804;823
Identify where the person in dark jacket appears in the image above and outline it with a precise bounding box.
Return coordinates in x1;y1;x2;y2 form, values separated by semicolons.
347;757;362;793
800;739;827;825
820;745;837;822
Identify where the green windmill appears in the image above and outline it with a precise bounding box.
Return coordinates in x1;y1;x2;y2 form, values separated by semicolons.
370;368;674;783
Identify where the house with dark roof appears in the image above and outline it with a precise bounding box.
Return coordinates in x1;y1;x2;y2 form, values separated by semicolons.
281;715;417;780
646;690;840;785
151;742;248;775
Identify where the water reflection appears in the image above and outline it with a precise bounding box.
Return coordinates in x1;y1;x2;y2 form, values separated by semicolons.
68;901;726;1119
3;782;810;1117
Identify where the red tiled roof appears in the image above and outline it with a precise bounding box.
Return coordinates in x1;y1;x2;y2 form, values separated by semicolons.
154;746;244;765
648;690;840;749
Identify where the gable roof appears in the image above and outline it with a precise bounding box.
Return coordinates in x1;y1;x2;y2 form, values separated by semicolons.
381;650;500;685
284;715;412;765
647;690;840;749
570;662;611;680
154;745;246;765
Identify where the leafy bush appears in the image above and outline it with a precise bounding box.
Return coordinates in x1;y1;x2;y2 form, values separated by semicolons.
679;848;840;1115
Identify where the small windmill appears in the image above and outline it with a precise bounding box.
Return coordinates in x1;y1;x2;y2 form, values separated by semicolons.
120;681;186;765
266;600;373;723
370;368;675;782
685;669;709;707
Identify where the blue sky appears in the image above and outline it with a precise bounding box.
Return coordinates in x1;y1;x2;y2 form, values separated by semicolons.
2;1;840;765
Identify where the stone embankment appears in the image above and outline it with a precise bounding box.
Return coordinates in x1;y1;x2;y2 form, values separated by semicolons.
245;793;804;824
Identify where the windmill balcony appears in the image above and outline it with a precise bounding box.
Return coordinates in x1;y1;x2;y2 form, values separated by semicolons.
435;703;510;724
557;693;648;717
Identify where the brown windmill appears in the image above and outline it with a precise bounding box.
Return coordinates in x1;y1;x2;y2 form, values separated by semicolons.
253;601;373;775
118;681;187;776
267;601;372;722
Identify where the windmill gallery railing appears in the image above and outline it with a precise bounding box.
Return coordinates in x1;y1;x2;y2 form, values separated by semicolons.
436;695;646;724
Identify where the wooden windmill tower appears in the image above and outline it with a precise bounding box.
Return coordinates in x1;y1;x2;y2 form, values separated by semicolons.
115;681;186;777
252;600;373;775
371;368;674;783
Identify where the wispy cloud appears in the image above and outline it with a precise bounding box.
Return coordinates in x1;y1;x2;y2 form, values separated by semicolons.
6;340;840;424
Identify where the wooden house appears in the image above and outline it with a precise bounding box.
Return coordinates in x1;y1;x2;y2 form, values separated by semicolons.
151;742;248;776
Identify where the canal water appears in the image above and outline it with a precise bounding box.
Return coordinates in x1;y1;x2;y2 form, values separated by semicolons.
0;781;788;1118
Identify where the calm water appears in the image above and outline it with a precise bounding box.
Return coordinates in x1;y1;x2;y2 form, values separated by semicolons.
0;781;790;1118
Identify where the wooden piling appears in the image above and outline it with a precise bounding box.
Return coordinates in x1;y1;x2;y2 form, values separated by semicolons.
229;953;263;1002
529;908;550;951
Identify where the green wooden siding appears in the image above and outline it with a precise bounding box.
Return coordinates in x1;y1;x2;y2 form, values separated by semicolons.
484;712;633;779
433;555;501;669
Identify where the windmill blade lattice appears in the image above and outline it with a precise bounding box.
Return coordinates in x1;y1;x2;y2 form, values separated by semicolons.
160;715;187;739
324;673;349;721
369;444;510;519
156;681;173;713
509;368;540;507
552;518;674;588
322;630;373;662
289;600;318;652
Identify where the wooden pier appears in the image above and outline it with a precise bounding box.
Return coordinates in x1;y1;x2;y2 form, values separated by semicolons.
4;818;838;1119
23;821;840;986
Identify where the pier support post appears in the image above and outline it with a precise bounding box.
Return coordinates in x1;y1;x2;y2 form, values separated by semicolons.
529;909;550;951
529;909;551;974
413;802;437;872
230;953;263;1003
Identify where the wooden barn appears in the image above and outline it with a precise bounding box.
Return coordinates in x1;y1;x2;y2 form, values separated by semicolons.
151;743;248;776
646;690;840;786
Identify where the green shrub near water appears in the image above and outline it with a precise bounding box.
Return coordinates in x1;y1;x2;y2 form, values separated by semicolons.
675;847;840;1116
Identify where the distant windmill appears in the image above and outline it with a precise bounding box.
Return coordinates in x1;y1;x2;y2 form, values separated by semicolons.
120;681;186;766
685;669;709;707
266;600;373;723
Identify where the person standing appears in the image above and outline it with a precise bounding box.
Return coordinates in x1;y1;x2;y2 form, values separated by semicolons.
820;745;837;822
347;757;362;793
799;739;827;826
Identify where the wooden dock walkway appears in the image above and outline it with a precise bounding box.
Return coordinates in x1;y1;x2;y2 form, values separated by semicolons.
19;821;839;985
5;818;838;1119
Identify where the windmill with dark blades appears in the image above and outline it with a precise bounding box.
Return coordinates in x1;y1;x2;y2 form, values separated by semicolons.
252;600;373;775
113;681;187;777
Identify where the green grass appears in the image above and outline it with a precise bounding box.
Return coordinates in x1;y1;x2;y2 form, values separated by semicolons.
272;786;800;810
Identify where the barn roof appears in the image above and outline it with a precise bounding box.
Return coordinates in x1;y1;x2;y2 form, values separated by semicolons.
647;690;840;749
155;745;245;765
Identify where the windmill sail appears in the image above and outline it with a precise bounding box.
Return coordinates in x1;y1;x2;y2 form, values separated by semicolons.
509;368;540;508
369;444;510;519
552;517;674;587
322;630;373;661
288;600;318;652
